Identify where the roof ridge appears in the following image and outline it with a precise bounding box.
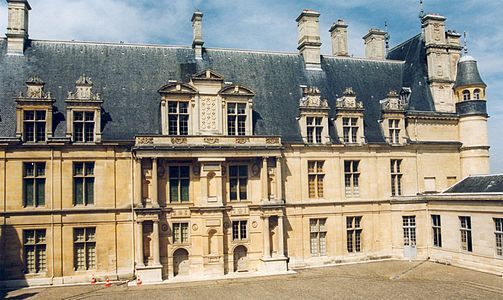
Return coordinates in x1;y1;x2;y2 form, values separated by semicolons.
388;33;422;53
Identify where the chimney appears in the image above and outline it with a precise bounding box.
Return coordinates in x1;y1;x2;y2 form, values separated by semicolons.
6;0;31;55
329;19;349;57
421;14;447;46
296;9;322;70
192;11;204;60
363;29;386;60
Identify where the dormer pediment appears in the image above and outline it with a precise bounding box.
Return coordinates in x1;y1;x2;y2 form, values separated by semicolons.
335;87;364;112
191;69;225;82
15;75;55;106
158;82;197;95
219;84;255;97
66;75;102;106
380;90;406;113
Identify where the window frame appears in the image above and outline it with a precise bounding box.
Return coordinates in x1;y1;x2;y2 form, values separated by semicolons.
403;216;416;246
390;159;402;196
73;227;97;271
232;220;248;241
309;218;327;256
227;102;248;136
172;222;190;244
73;110;96;143
168;165;191;203
23;110;47;143
306;116;323;144
459;216;473;252
342;117;359;144
388;119;401;144
167;100;189;136
462;90;470;101
346;216;362;253
495;218;502;257
228;165;248;202
431;215;442;248
344;160;360;198
73;162;95;206
23;162;46;207
308;161;324;199
23;229;47;274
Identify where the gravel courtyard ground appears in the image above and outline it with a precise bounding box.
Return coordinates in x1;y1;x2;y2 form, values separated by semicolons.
2;260;503;300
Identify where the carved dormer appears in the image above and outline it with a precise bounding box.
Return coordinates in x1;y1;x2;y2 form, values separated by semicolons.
219;85;255;136
15;76;55;142
334;87;365;145
65;75;103;143
380;90;407;145
298;86;330;144
158;81;197;136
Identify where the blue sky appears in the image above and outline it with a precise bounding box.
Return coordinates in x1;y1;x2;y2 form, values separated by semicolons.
1;0;502;172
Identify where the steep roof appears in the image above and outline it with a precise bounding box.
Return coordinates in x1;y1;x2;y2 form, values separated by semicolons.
454;55;486;88
0;37;432;142
444;175;503;193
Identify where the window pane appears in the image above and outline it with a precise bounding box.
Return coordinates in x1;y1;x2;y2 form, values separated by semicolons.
180;179;190;202
24;111;35;120
170;179;179;202
239;178;247;200
74;178;84;205
74;163;84;176
85;163;94;176
74;111;83;121
35;111;46;120
230;178;238;200
85;112;94;121
24;179;34;206
36;178;45;206
85;178;94;205
36;163;45;177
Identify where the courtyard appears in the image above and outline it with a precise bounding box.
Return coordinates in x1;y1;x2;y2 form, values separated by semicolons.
2;260;502;299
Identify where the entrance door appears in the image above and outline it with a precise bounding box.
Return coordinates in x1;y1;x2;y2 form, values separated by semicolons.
403;216;417;259
233;245;248;272
173;248;189;276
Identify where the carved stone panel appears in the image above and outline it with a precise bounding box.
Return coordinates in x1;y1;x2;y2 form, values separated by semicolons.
200;96;218;131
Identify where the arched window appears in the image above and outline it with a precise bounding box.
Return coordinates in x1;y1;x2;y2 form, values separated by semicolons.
462;90;471;101
474;89;481;100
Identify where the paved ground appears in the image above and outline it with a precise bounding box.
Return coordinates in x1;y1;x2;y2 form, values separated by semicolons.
2;260;503;300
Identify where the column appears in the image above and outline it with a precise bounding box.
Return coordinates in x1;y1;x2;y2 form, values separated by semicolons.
152;158;158;206
261;157;269;201
263;216;271;258
136;221;145;267
135;158;142;206
276;157;283;202
277;215;285;257
152;220;160;266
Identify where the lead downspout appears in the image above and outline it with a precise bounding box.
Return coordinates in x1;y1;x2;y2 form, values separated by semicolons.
131;150;136;276
51;148;55;283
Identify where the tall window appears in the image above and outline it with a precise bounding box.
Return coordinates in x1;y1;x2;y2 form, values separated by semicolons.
462;90;470;101
495;218;503;257
23;110;46;142
308;161;324;198
460;216;472;252
390;159;402;196
229;165;248;201
173;223;189;244
344;160;360;198
169;166;190;203
432;215;442;247
388;119;400;144
342;117;358;143
73;111;95;143
74;227;96;270
227;103;247;136
346;216;362;253
403;216;416;246
168;101;189;135
73;162;94;205
23;162;45;207
307;117;323;144
232;220;247;240
310;218;327;256
23;229;46;274
474;89;481;100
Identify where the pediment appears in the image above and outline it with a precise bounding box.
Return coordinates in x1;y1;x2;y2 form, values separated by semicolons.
219;85;255;96
192;69;225;81
158;82;197;95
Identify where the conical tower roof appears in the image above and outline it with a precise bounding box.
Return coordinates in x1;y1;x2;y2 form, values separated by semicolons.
454;55;486;89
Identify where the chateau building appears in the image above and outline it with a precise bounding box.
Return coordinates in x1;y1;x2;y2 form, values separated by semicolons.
0;1;502;286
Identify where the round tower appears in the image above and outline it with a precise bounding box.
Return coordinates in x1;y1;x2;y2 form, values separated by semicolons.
454;54;489;177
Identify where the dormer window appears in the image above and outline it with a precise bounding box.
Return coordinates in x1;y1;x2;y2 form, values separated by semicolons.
65;75;103;143
15;76;55;143
298;86;330;144
220;85;255;136
335;88;365;145
388;119;400;144
227;102;247;136
168;101;189;135
380;90;407;145
462;90;470;101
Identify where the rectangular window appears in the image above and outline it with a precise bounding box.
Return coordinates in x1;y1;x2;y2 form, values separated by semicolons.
23;162;46;207
229;165;248;201
346;216;362;253
495;218;503;257
73;111;95;143
342;117;358;143
169;166;190;203
310;218;327;256
308;161;324;198
344;160;360;198
432;215;442;248
74;227;96;270
227;103;247;136
73;162;94;205
388;119;400;144
390;159;402;196
168;101;189;135
460;216;472;252
232;220;247;240
307;117;323;144
173;223;189;244
403;216;416;246
23;110;46;142
23;229;46;274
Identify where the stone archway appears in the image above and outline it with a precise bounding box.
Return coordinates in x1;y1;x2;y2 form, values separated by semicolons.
233;245;248;272
173;248;189;277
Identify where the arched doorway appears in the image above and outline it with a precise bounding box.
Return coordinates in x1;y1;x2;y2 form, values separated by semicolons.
173;248;189;276
233;245;248;272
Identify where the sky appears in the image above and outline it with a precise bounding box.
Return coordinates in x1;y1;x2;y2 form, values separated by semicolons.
0;0;502;172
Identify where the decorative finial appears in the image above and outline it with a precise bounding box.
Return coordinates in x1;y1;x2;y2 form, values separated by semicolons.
463;31;468;54
419;0;425;19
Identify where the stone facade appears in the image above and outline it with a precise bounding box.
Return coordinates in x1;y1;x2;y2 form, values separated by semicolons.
0;2;502;287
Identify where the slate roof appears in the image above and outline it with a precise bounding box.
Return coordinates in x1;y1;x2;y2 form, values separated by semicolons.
444;175;503;193
454;56;486;88
0;34;434;142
